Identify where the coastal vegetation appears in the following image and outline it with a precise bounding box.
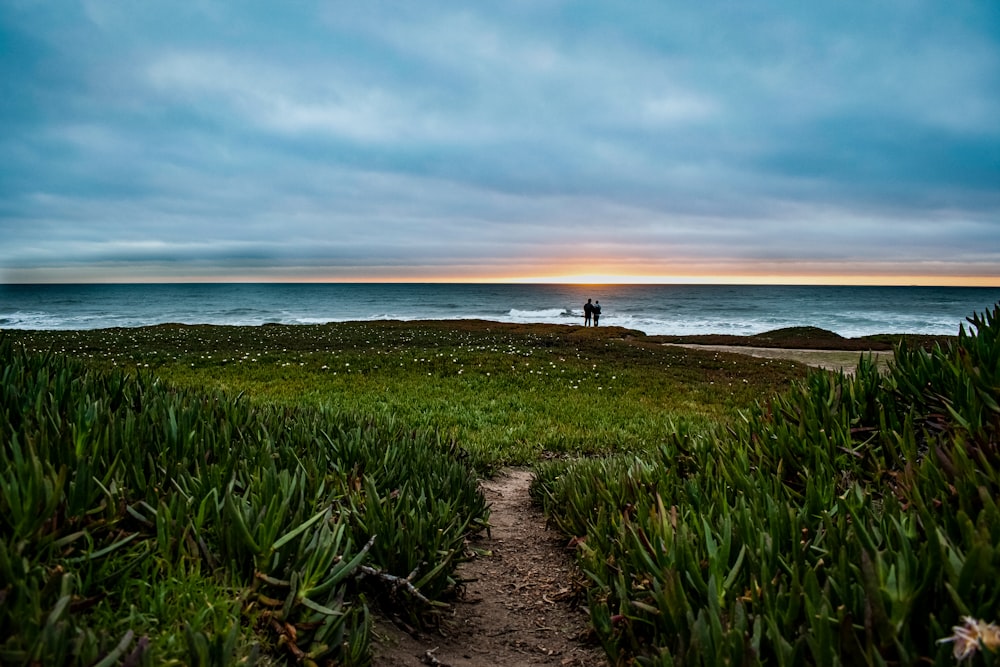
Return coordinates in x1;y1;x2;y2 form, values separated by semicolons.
0;332;487;665
532;306;1000;665
2;309;996;665
6;321;807;475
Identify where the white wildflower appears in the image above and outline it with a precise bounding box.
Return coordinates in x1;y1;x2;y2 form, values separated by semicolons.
938;617;1000;661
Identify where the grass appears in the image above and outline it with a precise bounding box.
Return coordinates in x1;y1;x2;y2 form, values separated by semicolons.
10;320;810;473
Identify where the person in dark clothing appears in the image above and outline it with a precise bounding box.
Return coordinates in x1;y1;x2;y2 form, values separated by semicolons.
583;299;593;326
593;300;602;326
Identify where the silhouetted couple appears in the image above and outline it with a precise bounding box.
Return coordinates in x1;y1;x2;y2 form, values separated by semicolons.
583;298;602;326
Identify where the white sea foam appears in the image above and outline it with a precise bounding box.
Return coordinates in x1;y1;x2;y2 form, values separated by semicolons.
507;308;572;320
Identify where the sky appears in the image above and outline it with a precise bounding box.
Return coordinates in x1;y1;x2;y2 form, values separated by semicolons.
1;1;999;285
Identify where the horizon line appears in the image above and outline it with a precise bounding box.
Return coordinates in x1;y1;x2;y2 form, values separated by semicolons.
3;277;1000;288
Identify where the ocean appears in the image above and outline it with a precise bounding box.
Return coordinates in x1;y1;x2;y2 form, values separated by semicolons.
1;283;998;338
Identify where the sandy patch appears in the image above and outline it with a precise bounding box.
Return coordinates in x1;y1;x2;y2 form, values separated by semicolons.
664;343;893;375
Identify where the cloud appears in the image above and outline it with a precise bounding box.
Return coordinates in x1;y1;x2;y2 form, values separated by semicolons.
145;51;452;145
1;1;998;284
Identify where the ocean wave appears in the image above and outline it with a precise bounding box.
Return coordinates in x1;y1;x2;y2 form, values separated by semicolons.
0;310;69;329
507;308;572;319
289;316;336;325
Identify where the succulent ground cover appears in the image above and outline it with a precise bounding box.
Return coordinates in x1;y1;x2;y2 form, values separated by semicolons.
533;307;1000;665
0;336;487;665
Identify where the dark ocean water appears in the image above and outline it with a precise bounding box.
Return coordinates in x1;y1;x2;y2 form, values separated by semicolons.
1;283;998;337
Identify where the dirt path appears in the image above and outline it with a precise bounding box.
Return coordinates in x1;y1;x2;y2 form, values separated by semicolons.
371;468;606;667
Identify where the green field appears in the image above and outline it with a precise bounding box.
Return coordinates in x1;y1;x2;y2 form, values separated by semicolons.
10;321;809;474
3;313;998;666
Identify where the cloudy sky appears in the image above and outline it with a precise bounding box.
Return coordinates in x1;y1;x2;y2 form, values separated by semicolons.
2;1;998;284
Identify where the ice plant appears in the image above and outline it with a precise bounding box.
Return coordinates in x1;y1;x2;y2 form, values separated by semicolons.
0;335;489;665
938;617;1000;662
531;305;1000;665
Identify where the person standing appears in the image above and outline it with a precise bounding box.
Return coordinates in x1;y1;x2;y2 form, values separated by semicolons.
593;300;602;326
583;299;593;326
